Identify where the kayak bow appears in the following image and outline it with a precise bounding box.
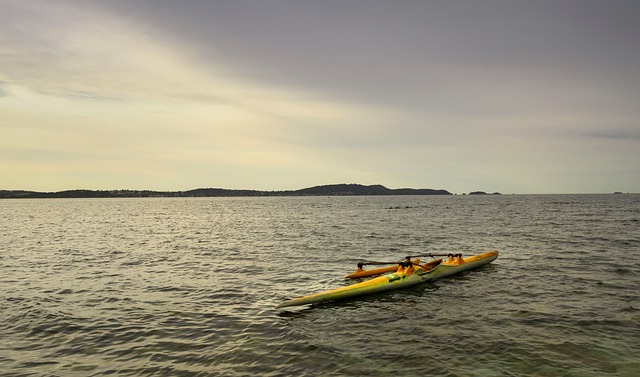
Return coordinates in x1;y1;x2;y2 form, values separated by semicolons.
276;251;498;308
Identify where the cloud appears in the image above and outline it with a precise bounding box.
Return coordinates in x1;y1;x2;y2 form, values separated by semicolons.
582;129;640;141
1;0;640;193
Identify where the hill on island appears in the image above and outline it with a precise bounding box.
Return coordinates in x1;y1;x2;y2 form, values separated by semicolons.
0;184;452;199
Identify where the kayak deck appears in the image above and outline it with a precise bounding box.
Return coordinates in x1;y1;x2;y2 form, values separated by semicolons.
276;251;498;308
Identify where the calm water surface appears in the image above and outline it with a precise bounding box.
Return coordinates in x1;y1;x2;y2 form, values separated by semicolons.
1;195;639;376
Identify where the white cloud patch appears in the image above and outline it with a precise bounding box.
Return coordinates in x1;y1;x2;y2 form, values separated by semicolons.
0;1;387;190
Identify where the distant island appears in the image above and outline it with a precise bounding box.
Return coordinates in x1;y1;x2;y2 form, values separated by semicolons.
0;184;453;199
466;191;502;195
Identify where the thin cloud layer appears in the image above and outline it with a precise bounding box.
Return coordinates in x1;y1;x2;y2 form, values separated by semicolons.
1;0;639;193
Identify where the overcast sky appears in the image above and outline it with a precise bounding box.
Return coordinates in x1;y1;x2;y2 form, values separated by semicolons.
1;0;639;194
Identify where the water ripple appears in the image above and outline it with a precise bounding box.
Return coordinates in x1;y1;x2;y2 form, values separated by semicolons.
1;195;639;376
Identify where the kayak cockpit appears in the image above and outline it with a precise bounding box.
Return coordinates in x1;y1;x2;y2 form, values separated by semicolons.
418;258;443;271
346;257;444;279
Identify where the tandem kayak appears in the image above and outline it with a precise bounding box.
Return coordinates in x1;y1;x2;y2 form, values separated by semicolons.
276;251;498;308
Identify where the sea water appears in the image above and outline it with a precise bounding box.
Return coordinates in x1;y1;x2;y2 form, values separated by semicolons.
1;194;639;376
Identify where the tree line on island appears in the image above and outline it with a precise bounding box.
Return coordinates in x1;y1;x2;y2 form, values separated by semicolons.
0;184;502;199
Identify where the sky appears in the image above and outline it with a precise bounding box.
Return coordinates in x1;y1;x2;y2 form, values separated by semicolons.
1;0;639;194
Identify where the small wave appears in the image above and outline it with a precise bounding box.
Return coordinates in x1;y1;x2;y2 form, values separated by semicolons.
620;305;638;312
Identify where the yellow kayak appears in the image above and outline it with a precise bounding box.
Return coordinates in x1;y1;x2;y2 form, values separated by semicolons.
276;251;498;308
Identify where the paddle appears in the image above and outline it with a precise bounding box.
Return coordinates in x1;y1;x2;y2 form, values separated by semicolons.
357;260;404;266
406;253;462;259
354;253;463;271
357;253;461;265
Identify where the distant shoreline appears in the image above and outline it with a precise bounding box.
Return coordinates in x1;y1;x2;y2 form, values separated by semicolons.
0;184;456;199
2;186;633;199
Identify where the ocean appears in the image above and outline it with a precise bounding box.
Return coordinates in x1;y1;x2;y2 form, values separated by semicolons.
1;194;638;376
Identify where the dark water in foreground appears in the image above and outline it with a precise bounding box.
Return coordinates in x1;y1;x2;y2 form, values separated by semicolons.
1;194;639;376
